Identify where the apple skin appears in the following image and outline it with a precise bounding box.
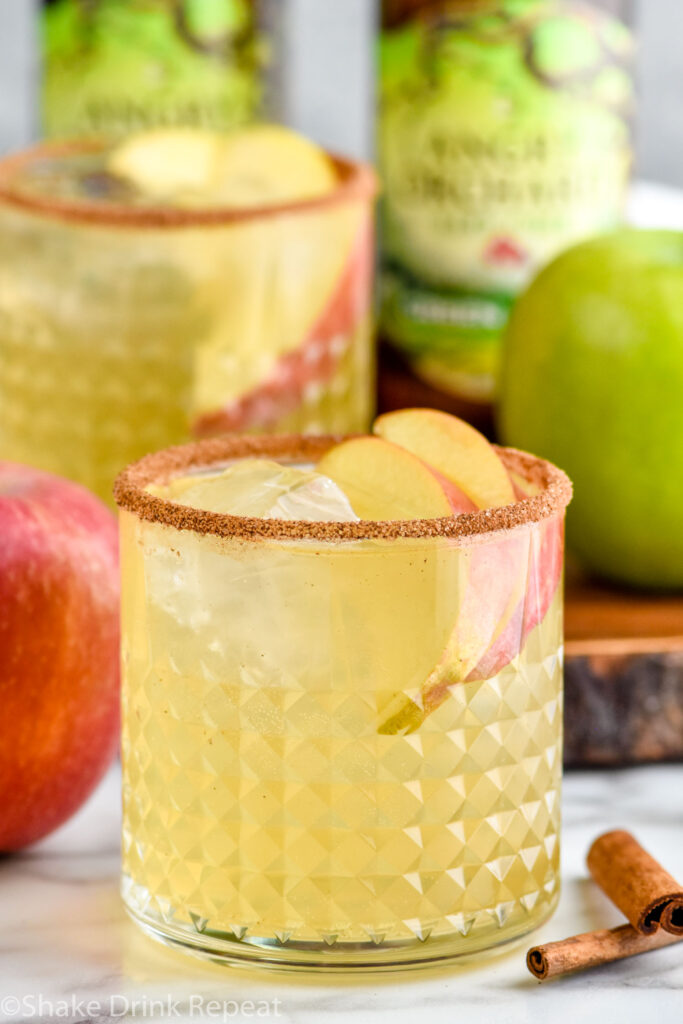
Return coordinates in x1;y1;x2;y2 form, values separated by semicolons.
0;463;120;851
193;213;374;437
378;455;565;733
499;229;683;589
374;408;516;509
466;514;564;681
317;435;476;520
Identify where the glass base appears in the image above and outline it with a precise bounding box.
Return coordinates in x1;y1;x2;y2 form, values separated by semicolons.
123;890;560;973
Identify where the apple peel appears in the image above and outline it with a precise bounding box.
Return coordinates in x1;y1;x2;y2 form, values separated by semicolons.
316;436;475;521
378;453;565;737
192;213;373;437
374;408;516;509
379;527;531;734
379;517;564;734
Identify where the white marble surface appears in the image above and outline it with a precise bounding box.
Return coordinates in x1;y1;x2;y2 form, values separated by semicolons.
1;764;682;1023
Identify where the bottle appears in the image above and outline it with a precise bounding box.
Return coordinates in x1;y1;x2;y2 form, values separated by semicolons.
378;0;635;408
41;0;266;138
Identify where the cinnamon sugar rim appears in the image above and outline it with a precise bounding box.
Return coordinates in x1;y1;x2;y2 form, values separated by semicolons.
0;140;377;229
113;434;572;542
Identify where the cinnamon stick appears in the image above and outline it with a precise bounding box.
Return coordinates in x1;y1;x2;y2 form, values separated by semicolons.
587;830;683;935
527;924;681;981
662;901;683;937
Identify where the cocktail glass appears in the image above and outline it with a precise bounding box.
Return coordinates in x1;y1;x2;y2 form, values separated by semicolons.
0;142;376;503
114;434;572;970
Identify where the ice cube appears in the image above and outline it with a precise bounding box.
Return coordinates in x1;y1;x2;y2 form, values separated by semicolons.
156;459;358;522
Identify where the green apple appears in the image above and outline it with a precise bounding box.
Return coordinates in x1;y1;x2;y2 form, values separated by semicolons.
499;229;683;589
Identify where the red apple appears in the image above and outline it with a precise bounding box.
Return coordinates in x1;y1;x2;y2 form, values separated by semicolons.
0;463;120;850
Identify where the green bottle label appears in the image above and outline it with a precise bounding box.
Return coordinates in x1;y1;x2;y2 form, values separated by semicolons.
42;0;265;138
379;0;634;401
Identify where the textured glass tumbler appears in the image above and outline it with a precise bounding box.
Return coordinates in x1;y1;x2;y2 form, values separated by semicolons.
114;435;572;971
0;142;376;504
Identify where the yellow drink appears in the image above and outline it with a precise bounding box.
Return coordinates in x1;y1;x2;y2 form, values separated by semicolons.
0;140;375;503
116;435;570;970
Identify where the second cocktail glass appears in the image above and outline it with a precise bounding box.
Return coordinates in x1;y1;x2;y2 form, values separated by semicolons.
115;431;572;970
0;136;376;502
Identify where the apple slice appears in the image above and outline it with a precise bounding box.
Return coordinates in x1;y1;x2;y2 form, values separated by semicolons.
192;214;373;437
213;124;338;207
509;470;541;501
374;408;515;509
376;436;563;733
316;437;476;521
499;470;564;649
379;520;564;733
189;185;364;431
464;516;563;682
379;529;529;734
108;128;223;200
108;125;338;208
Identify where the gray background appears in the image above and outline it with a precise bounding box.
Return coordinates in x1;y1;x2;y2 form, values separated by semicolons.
0;0;681;185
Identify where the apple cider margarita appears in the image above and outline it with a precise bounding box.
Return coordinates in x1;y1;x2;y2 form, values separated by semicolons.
0;128;375;504
114;411;572;970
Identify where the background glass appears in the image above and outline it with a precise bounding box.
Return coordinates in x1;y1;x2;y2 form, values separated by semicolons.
0;143;376;502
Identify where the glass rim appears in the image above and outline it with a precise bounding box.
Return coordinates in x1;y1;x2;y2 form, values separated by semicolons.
113;434;573;543
0;139;378;230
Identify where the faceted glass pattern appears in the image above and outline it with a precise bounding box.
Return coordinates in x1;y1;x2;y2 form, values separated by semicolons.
120;497;564;969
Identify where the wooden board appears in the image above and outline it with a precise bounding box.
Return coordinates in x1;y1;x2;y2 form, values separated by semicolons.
564;566;683;767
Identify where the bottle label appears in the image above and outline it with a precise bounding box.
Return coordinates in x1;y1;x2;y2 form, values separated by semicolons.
42;0;265;138
379;0;634;400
